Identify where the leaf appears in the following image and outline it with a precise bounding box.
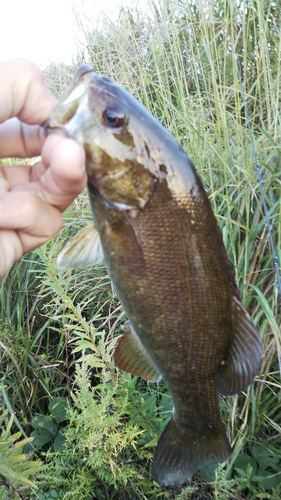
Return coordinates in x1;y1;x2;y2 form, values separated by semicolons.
252;444;280;468
199;463;218;482
53;430;66;452
234;455;257;477
30;429;54;449
49;398;68;424
31;415;58;435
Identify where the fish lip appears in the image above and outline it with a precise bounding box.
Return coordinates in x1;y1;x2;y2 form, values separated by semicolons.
41;120;70;138
70;64;95;81
41;65;96;137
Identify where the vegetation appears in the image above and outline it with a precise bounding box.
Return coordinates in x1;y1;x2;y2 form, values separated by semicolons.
0;0;280;498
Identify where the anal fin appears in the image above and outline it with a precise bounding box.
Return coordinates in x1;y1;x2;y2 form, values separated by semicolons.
113;323;161;382
216;296;262;396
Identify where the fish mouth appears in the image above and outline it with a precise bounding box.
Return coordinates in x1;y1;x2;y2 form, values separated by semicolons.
42;64;96;138
42;120;68;138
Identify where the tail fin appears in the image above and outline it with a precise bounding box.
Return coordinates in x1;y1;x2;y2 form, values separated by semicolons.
152;417;231;487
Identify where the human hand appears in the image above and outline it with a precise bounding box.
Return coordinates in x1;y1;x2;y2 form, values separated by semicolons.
0;58;87;277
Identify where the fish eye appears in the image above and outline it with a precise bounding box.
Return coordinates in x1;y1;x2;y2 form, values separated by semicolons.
103;105;126;128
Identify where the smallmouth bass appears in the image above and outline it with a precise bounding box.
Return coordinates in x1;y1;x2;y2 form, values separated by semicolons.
46;65;262;487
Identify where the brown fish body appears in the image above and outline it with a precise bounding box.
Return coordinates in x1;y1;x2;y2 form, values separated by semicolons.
91;164;231;416
47;65;262;487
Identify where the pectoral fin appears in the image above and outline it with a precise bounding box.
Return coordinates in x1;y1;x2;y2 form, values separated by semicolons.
57;223;104;269
114;323;161;382
216;296;262;396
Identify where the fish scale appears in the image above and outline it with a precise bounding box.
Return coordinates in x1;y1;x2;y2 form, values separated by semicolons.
46;64;262;487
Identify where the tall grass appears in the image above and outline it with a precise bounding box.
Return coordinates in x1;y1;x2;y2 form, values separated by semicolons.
0;0;280;498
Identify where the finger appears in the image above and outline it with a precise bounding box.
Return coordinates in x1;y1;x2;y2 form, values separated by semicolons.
0;192;62;277
0;229;23;277
0;118;46;158
35;134;87;211
0;59;56;158
0;58;56;125
0;135;87;210
0;190;62;276
0;190;62;237
0;161;33;188
0;170;10;193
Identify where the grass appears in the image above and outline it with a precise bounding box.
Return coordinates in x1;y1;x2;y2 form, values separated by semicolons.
0;0;280;498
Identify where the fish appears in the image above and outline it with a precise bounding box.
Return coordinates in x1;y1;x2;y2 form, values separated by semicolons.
45;64;262;487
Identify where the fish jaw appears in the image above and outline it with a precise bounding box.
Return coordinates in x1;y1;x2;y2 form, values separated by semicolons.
46;65;97;144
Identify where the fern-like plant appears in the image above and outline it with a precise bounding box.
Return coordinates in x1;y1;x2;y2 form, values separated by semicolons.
0;386;42;499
